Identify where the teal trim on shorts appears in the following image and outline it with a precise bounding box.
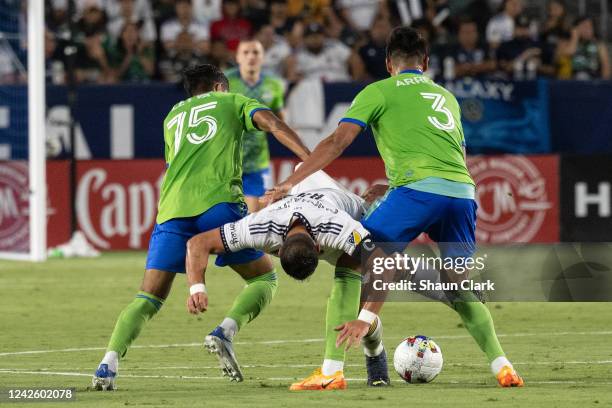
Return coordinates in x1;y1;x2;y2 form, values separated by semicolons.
402;177;475;200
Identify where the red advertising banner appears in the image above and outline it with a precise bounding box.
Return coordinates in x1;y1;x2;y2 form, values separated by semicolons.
69;160;164;250
0;155;559;252
468;155;559;243
0;161;30;252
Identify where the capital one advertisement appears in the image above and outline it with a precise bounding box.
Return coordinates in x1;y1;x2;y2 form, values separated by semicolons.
0;155;559;252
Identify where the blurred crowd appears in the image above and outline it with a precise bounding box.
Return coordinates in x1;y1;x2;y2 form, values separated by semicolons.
0;0;610;84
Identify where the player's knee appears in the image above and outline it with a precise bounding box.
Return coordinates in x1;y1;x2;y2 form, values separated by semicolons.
186;235;201;255
279;234;319;281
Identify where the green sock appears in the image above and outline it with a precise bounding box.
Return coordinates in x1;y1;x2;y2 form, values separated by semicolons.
226;270;278;330
324;267;362;361
452;292;505;363
107;291;164;358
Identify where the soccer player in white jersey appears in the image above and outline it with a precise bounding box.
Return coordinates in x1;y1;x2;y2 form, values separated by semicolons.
185;170;384;389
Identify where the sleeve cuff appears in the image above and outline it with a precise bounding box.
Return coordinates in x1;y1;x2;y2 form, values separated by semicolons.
249;107;272;118
339;117;367;128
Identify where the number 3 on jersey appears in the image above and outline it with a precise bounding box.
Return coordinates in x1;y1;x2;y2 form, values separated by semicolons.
166;101;218;159
420;92;455;131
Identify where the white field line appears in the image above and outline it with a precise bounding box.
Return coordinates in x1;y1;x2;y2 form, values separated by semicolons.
1;330;612;358
2;360;612;372
0;370;612;386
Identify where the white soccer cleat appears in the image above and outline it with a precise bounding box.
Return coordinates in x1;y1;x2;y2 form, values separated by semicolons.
92;364;116;391
204;327;244;382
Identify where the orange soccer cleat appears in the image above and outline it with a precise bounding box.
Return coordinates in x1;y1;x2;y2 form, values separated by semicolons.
289;368;347;391
496;365;525;387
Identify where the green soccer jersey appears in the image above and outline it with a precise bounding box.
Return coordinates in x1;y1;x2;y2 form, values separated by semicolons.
226;68;285;173
156;92;270;224
342;70;474;188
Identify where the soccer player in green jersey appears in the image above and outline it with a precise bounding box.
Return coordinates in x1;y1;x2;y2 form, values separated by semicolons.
226;39;286;212
92;64;310;390
266;27;524;387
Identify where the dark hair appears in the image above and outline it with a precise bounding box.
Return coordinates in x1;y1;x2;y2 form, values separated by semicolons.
182;64;229;96
574;15;592;26
280;233;319;281
457;16;477;28
386;26;428;63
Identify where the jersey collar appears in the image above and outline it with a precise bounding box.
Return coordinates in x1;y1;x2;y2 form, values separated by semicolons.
399;69;423;75
240;72;264;89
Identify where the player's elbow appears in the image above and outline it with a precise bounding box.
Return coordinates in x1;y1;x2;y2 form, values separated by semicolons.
187;234;209;257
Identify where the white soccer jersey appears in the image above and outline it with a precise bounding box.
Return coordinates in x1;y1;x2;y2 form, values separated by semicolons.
221;188;369;264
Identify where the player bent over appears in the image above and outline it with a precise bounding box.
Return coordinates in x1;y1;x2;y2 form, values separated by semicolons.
266;27;524;387
185;177;387;390
91;64;310;390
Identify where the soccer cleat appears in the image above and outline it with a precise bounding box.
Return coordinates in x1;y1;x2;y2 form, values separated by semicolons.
92;364;116;391
204;326;244;382
289;368;347;391
496;365;524;387
366;348;391;387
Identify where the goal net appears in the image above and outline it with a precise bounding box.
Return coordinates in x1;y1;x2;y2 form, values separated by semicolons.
0;0;46;261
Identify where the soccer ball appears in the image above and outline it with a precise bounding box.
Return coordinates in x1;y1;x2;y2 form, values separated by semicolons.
393;335;443;383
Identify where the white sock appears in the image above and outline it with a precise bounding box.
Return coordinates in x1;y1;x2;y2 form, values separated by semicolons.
490;356;512;375
220;317;238;341
101;351;119;373
322;359;344;376
362;316;384;357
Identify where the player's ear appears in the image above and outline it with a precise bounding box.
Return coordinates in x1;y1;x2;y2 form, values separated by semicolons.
213;82;228;93
422;55;429;73
385;57;393;76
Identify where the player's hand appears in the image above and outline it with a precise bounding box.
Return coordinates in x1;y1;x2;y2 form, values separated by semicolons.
187;292;208;314
362;184;389;205
335;320;370;350
260;182;292;206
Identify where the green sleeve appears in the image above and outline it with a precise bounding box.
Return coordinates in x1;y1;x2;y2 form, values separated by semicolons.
235;93;272;132
162;115;171;163
270;79;285;112
340;84;385;128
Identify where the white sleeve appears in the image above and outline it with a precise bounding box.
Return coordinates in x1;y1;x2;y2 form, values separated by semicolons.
141;18;157;43
220;217;251;253
160;21;176;43
334;41;352;63
192;23;210;42
486;19;501;44
220;207;286;253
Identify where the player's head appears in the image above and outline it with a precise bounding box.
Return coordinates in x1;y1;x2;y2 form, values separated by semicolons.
236;40;265;73
182;64;229;96
385;26;429;75
279;232;319;281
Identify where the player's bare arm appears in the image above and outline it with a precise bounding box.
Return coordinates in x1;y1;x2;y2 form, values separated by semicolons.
185;229;225;314
252;109;310;161
263;122;363;204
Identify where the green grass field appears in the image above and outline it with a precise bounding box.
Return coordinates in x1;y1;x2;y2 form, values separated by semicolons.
1;252;611;407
